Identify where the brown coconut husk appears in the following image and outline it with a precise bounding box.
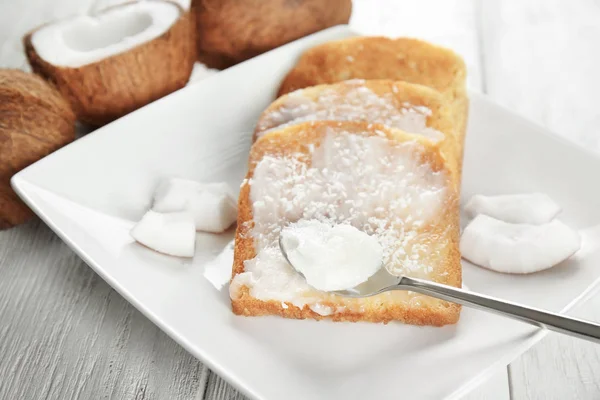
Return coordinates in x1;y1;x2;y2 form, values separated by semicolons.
23;0;196;127
191;0;352;69
0;69;76;230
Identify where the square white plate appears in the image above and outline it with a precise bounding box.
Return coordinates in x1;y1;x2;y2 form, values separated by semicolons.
12;25;600;399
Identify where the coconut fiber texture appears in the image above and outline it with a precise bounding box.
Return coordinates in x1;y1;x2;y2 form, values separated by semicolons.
0;69;76;229
191;0;352;69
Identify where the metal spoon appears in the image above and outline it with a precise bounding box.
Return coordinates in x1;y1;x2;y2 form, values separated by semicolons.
279;236;600;343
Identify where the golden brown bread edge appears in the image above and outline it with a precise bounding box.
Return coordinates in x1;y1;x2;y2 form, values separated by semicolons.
277;37;469;162
254;79;462;188
231;121;461;326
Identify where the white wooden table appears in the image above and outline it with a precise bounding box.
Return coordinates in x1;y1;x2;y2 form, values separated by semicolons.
1;0;599;398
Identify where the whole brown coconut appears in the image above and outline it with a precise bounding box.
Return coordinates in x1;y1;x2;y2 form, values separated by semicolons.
24;1;196;126
191;0;352;69
0;69;76;230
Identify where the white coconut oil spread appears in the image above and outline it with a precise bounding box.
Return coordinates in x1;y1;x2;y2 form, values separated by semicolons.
229;129;452;314
255;81;444;142
279;220;383;292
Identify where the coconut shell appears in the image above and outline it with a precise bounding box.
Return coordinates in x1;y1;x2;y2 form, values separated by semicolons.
0;69;76;230
24;1;196;126
191;0;352;69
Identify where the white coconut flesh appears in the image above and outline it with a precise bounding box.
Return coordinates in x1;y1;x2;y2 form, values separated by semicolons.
152;178;238;233
130;210;196;258
30;1;180;68
464;193;561;225
460;214;581;274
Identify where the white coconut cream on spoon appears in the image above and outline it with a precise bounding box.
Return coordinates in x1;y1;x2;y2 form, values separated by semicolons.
279;220;383;291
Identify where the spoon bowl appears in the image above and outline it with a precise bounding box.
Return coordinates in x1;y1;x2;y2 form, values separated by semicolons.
278;234;399;296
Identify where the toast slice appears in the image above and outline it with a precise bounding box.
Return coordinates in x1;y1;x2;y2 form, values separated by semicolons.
230;121;461;326
254;79;461;184
277;37;468;159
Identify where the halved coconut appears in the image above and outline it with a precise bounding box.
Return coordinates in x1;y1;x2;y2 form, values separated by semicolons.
24;0;196;126
0;69;76;230
191;0;352;68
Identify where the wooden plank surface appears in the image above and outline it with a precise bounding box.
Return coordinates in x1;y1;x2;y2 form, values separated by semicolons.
0;221;208;400
0;0;598;398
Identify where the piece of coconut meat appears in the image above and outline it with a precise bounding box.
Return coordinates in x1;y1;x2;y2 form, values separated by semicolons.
30;1;181;68
464;193;561;225
130;210;196;258
460;214;581;274
153;178;237;233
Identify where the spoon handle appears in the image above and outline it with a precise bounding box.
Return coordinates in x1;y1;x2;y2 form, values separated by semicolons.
399;276;600;343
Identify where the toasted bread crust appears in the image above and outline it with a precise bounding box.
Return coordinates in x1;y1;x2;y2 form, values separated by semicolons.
277;37;468;162
254;80;462;185
231;285;460;326
278;37;465;94
231;121;461;326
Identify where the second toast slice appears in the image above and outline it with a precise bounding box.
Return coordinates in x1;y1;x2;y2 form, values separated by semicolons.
254;79;462;184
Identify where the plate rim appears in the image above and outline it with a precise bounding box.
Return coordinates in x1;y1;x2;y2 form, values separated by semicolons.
11;25;600;400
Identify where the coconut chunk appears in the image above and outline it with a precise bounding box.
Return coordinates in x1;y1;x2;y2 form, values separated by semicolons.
130;210;195;257
153;178;237;233
153;178;202;212
464;193;561;224
460;214;581;274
